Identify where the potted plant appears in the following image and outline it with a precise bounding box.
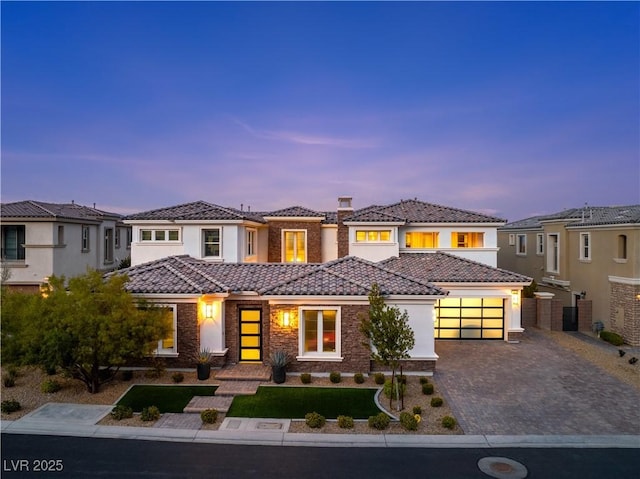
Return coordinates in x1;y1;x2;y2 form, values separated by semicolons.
196;348;211;380
269;349;291;384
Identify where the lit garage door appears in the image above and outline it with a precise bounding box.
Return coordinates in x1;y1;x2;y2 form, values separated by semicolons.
435;297;504;339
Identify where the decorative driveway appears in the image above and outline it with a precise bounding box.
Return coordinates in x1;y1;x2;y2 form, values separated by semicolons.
434;329;640;435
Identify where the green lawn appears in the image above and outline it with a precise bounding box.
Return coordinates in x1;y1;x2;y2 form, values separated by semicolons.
226;386;382;419
116;385;217;413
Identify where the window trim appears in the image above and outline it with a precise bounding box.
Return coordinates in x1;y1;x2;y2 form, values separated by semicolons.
282;229;307;263
516;234;527;256
297;306;342;360
579;232;591;261
155;304;178;357
202;228;222;258
246;228;256;257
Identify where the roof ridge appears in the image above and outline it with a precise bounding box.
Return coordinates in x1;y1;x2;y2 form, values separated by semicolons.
172;256;230;291
27;200;58;217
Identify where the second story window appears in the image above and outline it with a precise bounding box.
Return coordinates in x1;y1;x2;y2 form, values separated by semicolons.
57;225;65;246
516;234;527;255
452;232;484;248
355;230;391;242
82;225;90;252
140;229;180;242
617;235;627;260
115;229;121;249
246;229;256;257
104;228;114;263
283;230;306;263
579;233;591;261
547;233;560;273
1;225;26;260
203;229;221;258
405;232;438;248
536;233;544;255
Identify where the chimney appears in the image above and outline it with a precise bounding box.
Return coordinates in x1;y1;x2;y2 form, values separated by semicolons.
337;196;353;258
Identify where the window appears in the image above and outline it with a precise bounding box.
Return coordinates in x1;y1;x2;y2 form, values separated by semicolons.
508;234;515;246
355;230;391;242
405;232;438;248
155;305;177;356
283;230;306;263
579;232;591;261
617;235;627;260
435;297;504;339
126;229;132;248
547;234;559;273
516;234;527;255
57;225;65;246
246;229;256;257
536;233;544;255
140;229;180;242
82;226;90;252
202;229;221;257
299;307;340;357
1;225;26;260
451;232;484;248
104;228;114;263
115;229;121;249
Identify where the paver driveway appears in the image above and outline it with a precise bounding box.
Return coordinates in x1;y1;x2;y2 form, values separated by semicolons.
434;329;640;435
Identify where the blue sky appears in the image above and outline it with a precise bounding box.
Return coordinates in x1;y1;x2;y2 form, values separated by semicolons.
2;1;638;221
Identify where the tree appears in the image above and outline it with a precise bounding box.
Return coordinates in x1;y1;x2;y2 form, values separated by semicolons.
2;270;172;393
359;283;415;411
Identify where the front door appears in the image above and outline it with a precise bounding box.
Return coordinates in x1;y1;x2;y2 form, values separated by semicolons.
239;309;262;362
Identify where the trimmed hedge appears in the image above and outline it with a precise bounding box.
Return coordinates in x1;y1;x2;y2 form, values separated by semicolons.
600;330;624;346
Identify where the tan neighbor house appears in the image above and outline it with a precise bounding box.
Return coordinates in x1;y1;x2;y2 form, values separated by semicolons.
497;205;640;346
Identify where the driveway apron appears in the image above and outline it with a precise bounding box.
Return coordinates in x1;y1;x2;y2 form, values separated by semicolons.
434;329;640;435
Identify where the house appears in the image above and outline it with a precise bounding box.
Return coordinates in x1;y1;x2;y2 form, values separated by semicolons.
497;205;640;346
113;196;531;373
0;200;130;292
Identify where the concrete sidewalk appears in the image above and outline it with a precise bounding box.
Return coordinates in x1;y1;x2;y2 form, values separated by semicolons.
1;403;638;449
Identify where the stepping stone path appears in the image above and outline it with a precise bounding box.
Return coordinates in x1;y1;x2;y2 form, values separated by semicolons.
183;380;262;413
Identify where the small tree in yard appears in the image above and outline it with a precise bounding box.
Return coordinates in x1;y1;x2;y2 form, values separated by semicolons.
359;283;415;411
2;270;172;393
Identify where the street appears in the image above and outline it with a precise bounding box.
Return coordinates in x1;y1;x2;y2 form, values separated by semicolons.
2;434;638;479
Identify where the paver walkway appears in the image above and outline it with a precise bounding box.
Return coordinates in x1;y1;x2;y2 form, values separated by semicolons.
434;329;640;435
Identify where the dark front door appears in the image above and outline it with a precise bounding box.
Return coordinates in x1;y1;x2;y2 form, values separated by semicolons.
562;306;578;331
239;309;262;362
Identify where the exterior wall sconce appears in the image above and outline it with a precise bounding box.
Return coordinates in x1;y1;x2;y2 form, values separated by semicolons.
279;311;295;328
511;290;520;306
205;303;215;320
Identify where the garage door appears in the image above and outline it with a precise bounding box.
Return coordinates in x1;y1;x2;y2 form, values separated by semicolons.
435;297;504;339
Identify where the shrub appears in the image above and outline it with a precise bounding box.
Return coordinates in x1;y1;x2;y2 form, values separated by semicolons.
383;379;406;399
41;379;62;394
6;365;19;378
1;400;21;414
121;370;134;381
374;372;385;385
3;375;16;388
600;331;624;346
353;373;365;384
171;372;184;383
337;415;354;429
141;406;161;422
110;405;133;420
305;411;326;429
412;406;422;415
431;397;444;407
419;376;429;385
329;371;341;384
399;412;418;431
300;373;312;384
441;415;457;429
422;383;434;395
397;375;407;385
200;408;218;424
368;412;390;430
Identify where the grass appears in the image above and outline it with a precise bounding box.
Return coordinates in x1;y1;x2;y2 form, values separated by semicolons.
116;385;217;413
227;386;382;419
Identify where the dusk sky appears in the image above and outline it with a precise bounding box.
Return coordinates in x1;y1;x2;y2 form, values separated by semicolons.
2;1;638;222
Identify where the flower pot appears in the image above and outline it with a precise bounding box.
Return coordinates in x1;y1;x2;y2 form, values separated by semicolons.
272;366;286;384
197;363;211;380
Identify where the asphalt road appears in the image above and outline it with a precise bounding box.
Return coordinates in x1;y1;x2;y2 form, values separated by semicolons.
2;434;639;479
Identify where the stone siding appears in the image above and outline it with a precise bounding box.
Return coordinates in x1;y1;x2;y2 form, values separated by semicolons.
610;281;640;346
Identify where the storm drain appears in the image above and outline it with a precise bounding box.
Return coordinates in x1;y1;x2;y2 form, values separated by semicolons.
477;457;528;479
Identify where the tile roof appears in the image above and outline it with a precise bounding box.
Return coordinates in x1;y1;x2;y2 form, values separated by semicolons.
123;201;265;223
500;205;640;230
262;206;326;218
0;200;121;221
380;253;532;284
345;199;505;224
112;255;445;297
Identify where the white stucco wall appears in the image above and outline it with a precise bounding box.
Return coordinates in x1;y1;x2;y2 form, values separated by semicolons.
386;301;438;360
321;225;338;262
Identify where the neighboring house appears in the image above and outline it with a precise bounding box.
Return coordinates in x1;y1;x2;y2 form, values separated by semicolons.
0;200;130;292
125;196;506;268
497;205;640;346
